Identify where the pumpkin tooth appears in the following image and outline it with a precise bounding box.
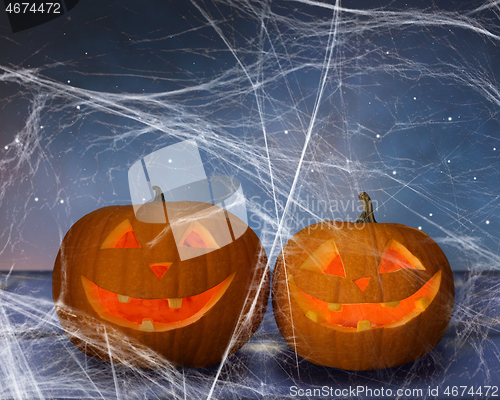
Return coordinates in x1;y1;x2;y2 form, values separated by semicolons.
117;294;130;303
305;310;318;323
327;302;341;312
357;320;371;331
382;300;400;308
415;297;430;311
139;318;155;332
168;298;182;309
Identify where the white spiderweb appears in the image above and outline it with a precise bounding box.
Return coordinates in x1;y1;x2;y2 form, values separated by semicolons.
1;0;500;398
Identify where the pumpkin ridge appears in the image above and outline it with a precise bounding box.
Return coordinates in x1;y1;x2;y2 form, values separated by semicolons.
368;223;384;302
72;207;114;305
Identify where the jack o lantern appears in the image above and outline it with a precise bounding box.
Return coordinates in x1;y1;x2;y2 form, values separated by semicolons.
53;192;269;368
272;193;454;370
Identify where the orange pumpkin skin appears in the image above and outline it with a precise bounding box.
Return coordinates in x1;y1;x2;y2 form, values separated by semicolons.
272;220;454;371
53;201;269;368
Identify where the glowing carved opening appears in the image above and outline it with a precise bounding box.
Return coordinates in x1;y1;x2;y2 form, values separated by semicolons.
354;277;371;292
378;239;426;273
299;239;346;277
81;273;235;332
149;263;173;280
288;270;441;331
100;219;141;249
178;221;220;249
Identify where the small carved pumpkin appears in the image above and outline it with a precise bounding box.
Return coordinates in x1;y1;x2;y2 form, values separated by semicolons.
272;193;454;370
53;197;269;368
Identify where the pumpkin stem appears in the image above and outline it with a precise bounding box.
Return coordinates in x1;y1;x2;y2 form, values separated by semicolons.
152;186;165;202
355;192;377;223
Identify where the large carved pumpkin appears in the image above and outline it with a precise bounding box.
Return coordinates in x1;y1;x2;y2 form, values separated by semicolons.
272;193;454;370
53;197;269;368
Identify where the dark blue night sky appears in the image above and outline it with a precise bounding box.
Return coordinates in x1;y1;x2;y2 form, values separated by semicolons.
0;0;499;271
0;2;500;399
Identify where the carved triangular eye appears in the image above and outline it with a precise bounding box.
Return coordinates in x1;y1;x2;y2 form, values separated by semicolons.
178;221;220;249
299;239;346;277
378;239;425;273
101;219;141;249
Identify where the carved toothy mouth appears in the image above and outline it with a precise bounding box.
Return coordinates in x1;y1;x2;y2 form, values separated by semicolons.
288;271;441;331
81;273;235;332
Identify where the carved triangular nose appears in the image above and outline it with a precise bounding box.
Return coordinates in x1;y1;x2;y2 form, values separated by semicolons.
354;277;370;292
149;263;172;280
